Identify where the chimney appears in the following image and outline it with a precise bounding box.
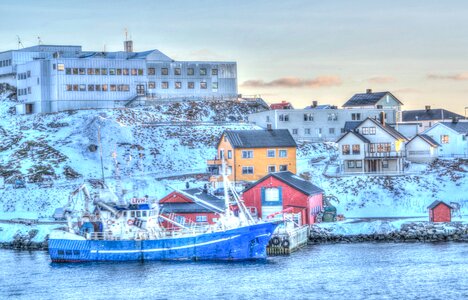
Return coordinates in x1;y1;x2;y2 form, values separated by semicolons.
379;111;386;126
312;100;318;108
425;105;431;111
366;89;372;94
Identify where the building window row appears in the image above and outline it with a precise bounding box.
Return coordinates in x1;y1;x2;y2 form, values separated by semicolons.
361;127;376;135
17;71;31;80
65;84;130;92
148;67;218;76
65;68;144;76
148;81;215;90
17;87;31;96
369;143;391;153
0;59;12;67
242;166;254;174
279;114;289;121
241;150;254;159
347;160;363;169
342;144;361;155
267;165;288;173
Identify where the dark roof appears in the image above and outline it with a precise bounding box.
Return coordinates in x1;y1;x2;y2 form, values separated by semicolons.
336;130;370;144
343;91;403;107
160;188;225;213
344;121;361;132
427;200;452;210
221;129;297;149
438;121;468;134
419;134;441;147
243;171;324;196
402;109;465;122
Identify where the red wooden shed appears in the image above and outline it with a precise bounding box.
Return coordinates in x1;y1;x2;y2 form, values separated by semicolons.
427;200;452;223
270;101;293;110
159;188;225;228
241;171;324;225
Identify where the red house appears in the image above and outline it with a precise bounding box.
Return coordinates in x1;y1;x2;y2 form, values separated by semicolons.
159;188;225;228
270;101;293;110
427;201;452;222
241;171;324;225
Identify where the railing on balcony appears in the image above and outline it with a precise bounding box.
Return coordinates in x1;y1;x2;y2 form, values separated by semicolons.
364;151;404;158
207;159;222;166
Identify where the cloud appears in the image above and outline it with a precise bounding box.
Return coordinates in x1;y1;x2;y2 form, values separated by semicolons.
241;76;342;88
427;72;468;80
394;88;421;94
367;76;396;84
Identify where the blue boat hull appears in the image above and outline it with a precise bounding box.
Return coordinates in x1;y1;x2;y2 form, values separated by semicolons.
49;222;278;262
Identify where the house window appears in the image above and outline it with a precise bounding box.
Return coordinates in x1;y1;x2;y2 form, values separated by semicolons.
329;128;335;135
175;82;182;89
279;114;289;121
148;68;155;75
317;128;322;135
347;161;355;168
242;150;254;158
66;68;72;75
88;84;94;91
267;149;276;158
57;64;65;71
355;160;363;168
292;129;298;135
200;68;207;75
351;113;361;121
116;68;122;75
227;150;232;159
188;82;195;89
123;68;129;75
352;144;360;155
110;84;117;91
279;150;287;158
212;69;218;75
79;84;86;91
242;166;254;174
305;128;311;135
138;69;144;76
266;116;270;122
162;82;169;89
279;165;288;171
304;113;314;121
441;135;449;144
376;143;391;153
212;82;218;90
264;188;280;201
102;84;108;91
187;68;194;75
382;160;389;168
268;165;276;173
196;215;208;222
342;145;350;155
109;68;116;75
328;113;338;121
369;127;376;135
161;68;168;75
95;84;101;91
174;68;181;75
79;68;85;75
148;82;156;89
131;68;137;76
87;68;94;75
66;84;72;91
101;68;108;75
200;82;207;89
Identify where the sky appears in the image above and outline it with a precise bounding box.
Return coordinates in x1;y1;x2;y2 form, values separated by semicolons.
0;0;467;115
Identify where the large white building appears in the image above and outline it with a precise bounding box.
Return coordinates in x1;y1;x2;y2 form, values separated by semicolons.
0;42;238;114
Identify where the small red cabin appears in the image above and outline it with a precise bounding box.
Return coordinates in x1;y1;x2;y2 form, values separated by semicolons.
270;101;293;110
159;188;225;228
427;201;452;223
241;171;324;225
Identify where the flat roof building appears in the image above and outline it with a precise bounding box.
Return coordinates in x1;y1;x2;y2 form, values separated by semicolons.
0;42;238;114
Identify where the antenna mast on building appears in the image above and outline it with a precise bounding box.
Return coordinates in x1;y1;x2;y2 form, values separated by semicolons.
123;28;133;53
37;36;43;45
16;36;24;49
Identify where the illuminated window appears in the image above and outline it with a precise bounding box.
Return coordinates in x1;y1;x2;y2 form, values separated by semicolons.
174;68;181;75
57;64;65;71
200;82;207;89
162;82;169;89
342;145;350;155
200;68;207;75
441;135;449;144
148;82;156;89
175;82;182;89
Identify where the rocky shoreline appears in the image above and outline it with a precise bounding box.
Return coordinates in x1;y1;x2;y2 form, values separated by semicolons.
309;222;468;244
0;230;48;250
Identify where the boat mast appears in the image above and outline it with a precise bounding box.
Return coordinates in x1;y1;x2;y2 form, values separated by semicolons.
220;150;231;217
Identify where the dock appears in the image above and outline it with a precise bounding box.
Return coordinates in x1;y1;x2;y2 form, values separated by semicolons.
267;225;309;255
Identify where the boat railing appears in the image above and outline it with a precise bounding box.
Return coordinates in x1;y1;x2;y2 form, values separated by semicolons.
87;231;115;240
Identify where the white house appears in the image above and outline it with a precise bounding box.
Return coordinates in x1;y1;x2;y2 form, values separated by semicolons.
406;134;440;163
423;121;468;158
336;116;408;174
401;106;465;133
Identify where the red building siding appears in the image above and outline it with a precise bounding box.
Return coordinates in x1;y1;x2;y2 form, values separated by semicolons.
429;203;452;222
242;176;323;225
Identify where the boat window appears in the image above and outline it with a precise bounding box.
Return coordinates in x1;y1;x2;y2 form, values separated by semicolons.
142;211;147;217
137;211;141;217
123;211;127;217
73;250;80;255
65;250;72;255
58;250;64;255
131;211;135;218
111;213;114;218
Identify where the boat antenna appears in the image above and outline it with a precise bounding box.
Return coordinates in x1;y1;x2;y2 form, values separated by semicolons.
98;126;105;185
220;151;232;217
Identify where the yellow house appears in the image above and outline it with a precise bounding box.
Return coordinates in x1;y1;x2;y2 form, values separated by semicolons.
207;129;297;182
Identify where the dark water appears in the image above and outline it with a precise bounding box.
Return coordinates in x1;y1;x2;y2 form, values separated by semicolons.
1;243;467;300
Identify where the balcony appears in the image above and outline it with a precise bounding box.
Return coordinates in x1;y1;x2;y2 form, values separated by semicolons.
364;151;404;158
207;158;222;166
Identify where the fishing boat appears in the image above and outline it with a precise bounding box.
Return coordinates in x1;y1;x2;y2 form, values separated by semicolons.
48;165;278;262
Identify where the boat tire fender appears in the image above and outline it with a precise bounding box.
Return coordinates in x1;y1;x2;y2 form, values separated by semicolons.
281;239;290;248
271;237;280;246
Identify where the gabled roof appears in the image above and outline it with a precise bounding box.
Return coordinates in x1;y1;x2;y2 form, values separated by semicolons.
363;118;408;141
159;188;224;213
343;91;403;107
336;130;370;144
427;200;452;210
220;129;297;149
402;109;464;122
343;121;361;132
438;121;468;135
243;171;324;196
407;134;440;147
